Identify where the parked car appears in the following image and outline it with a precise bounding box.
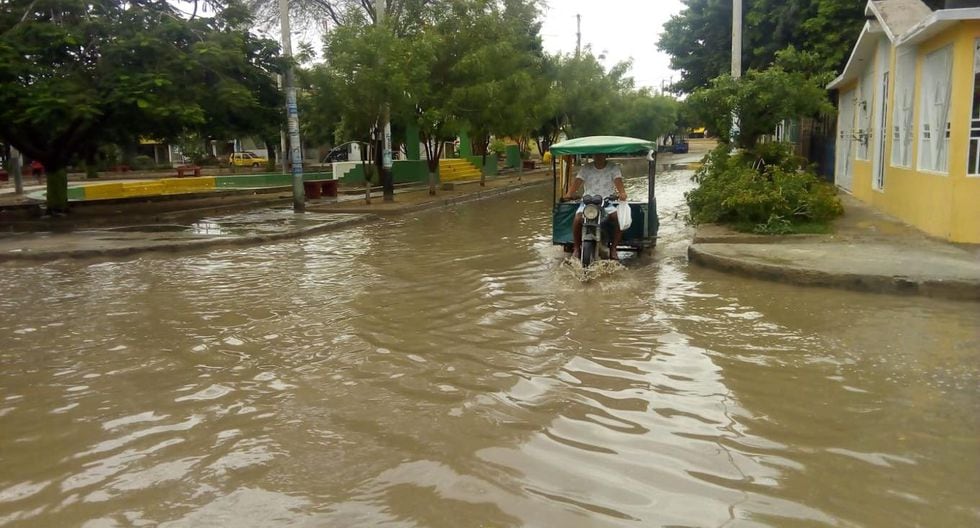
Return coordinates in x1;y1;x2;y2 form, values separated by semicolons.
229;152;268;167
671;141;690;154
321;146;349;163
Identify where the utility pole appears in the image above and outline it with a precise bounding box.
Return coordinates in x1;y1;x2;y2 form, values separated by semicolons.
731;0;742;79
277;74;288;174
731;0;743;143
279;0;305;212
376;0;394;201
576;14;581;57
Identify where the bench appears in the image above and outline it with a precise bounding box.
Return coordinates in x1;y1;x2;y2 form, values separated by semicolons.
175;165;202;178
303;179;338;200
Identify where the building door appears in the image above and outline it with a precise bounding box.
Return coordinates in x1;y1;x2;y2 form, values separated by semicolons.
874;71;889;190
836;89;856;192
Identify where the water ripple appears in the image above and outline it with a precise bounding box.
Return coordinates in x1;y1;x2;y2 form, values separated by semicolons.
0;171;977;527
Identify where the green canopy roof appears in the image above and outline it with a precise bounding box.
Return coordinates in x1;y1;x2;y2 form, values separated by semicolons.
549;136;655;156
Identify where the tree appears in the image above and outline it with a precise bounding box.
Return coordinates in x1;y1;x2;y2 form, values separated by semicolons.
319;12;424;195
657;0;866;93
244;0;437;36
616;90;679;142
687;49;834;149
554;51;634;138
448;0;546;184
0;0;282;212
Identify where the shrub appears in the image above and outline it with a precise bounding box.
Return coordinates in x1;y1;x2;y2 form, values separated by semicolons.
686;144;842;233
132;155;155;171
199;156;221;167
489;138;506;156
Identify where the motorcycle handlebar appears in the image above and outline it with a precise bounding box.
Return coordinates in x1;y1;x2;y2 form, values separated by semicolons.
559;194;625;204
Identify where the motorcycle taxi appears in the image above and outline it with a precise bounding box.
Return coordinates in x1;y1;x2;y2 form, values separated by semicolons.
549;136;659;266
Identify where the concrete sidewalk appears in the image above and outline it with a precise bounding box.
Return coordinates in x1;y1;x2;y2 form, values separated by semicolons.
0;171;552;262
688;194;980;301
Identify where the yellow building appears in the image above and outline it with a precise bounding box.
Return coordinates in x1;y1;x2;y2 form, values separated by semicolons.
828;0;980;243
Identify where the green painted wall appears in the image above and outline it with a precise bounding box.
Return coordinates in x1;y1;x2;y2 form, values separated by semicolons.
67;186;85;201
505;145;521;168
459;130;472;157
392;160;428;183
339;164;368;185
405;124;421;161
465;154;498;176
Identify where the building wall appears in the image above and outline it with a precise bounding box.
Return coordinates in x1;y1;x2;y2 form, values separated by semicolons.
836;81;859;192
949;22;980;243
837;22;980;243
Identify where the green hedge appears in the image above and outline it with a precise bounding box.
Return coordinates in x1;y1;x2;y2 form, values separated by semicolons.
686;143;842;234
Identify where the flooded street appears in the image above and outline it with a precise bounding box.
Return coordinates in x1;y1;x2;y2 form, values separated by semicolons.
1;169;978;527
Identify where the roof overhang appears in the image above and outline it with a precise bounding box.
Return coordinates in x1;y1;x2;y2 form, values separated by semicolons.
827;21;885;90
867;0;935;42
867;2;897;41
897;8;980;47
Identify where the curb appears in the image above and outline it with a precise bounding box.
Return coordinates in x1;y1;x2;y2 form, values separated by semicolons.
0;178;551;262
688;244;980;302
308;178;550;215
0;214;378;262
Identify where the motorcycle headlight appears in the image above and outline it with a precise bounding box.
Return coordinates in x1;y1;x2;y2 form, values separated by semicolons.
583;204;600;221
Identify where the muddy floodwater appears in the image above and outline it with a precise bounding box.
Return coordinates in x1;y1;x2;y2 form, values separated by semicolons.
1;168;978;527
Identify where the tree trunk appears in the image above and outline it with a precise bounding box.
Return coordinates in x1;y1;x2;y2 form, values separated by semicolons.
428;170;438;196
475;133;489;187
362;140;371;205
85;149;98;179
422;134;441;196
45;167;69;214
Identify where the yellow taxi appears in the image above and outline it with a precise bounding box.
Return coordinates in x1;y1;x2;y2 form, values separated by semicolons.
229;152;269;167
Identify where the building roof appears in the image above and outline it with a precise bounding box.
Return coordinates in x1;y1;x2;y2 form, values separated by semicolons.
897;7;980;46
828;0;980;90
867;0;934;41
827;20;886;90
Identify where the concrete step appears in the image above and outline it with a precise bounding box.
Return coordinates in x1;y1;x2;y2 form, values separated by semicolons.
438;158;482;181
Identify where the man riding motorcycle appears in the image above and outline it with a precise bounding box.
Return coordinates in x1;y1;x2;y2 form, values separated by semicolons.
561;154;628;260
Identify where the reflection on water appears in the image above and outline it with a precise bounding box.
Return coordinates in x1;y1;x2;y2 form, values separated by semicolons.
0;169;977;527
189;221;225;236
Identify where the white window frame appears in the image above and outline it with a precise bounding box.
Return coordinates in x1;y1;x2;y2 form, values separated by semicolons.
891;48;916;168
969;39;980;177
917;45;953;174
856;68;874;161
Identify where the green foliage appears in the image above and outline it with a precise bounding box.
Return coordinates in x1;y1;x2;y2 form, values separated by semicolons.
616;90;679;141
686;144;843;233
132;155;156;171
444;0;547;162
0;0;282;211
489;138;507;156
525;50;681;153
687;49;834;148
308;0;682;187
658;0;865;93
318;18;422;146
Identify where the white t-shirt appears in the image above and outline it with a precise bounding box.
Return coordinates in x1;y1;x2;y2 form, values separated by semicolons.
576;162;622;198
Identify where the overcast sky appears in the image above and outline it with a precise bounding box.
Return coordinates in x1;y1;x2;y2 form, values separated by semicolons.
539;0;685;91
